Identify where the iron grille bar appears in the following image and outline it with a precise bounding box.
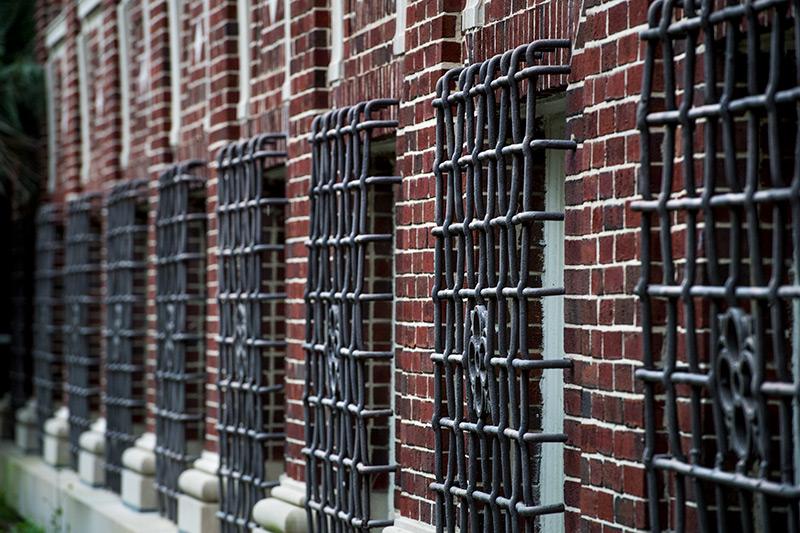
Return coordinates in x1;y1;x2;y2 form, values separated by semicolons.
303;99;400;531
33;203;64;448
636;0;800;531
155;160;208;521
64;192;104;469
431;40;575;532
104;179;149;493
215;134;288;532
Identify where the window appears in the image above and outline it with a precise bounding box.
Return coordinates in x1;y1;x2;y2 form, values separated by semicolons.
33;204;65;447
430;40;575;531
154;161;207;521
63;193;103;469
636;1;800;530
303;100;400;530
216;135;288;532
104;179;149;493
77;7;102;183
45;13;66;193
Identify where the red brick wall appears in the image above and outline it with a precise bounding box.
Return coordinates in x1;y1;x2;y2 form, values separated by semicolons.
34;0;657;530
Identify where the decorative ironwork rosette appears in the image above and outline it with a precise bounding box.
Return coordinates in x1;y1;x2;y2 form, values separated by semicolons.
466;305;490;417
714;307;764;461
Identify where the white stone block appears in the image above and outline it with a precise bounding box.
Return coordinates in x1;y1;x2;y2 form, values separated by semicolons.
252;497;307;533
14;422;38;453
42;432;70;467
78;448;105;486
14;401;38;453
121;467;157;512
177;493;219;533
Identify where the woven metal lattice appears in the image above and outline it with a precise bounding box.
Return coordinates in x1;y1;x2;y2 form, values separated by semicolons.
155;160;207;521
64;193;103;469
216;135;288;532
430;40;575;532
33;203;64;446
104;179;149;493
636;1;800;531
303;99;399;531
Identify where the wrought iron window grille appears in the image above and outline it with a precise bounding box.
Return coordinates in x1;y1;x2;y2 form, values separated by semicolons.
636;1;800;531
430;40;575;532
10;215;36;414
64;192;104;469
303;99;400;531
33;203;64;448
104;179;149;493
216;134;288;532
155;160;208;521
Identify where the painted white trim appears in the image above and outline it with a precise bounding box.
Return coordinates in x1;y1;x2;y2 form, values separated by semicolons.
462;0;485;30
167;0;182;147
45;11;67;49
327;0;343;83
117;0;132;169
540;96;566;533
77;9;103;183
77;0;102;20
77;31;91;183
45;58;58;192
281;0;291;102
237;0;251;120
393;0;406;55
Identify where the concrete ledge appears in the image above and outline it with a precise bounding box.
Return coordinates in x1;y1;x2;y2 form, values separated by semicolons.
14;400;38;453
121;432;157;511
43;408;70;467
252;475;307;533
176;451;219;533
78;419;106;486
0;441;176;533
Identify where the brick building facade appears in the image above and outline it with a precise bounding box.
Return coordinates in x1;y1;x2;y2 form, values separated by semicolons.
4;0;799;532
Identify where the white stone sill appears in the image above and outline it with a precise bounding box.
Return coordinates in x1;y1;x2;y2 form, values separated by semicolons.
0;441;176;533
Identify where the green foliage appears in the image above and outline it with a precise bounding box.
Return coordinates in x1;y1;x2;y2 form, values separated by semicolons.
0;496;45;533
0;0;45;207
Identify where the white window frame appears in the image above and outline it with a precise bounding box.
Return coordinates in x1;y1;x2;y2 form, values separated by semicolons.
462;0;485;31
117;0;133;169
540;96;567;533
393;0;406;55
45;49;66;193
44;11;67;193
282;0;291;102
167;0;182;147
327;0;343;83
77;4;102;183
237;0;251;120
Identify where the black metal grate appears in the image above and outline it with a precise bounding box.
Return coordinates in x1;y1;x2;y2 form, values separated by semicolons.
10;215;35;413
64;193;103;469
303;99;400;531
155;160;207;521
216;134;288;532
33;203;64;447
636;1;800;531
104;179;149;493
430;40;575;532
